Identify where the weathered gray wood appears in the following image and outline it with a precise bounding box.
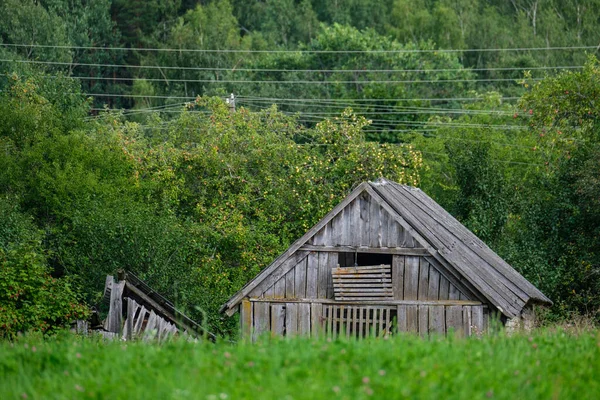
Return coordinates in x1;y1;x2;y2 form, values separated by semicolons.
298;303;311;336
332;306;339;338
270;304;285;337
240;299;252;339
384;307;391;337
359;192;370;247
445;305;464;336
107;278;125;334
418;305;429;337
294;258;307;298
253;302;270;341
125;297;135;340
392;255;405;301
427;266;440;300
325;253;336;298
264;286;274;298
274;277;286;298
249;298;483;306
246;251;310;303
285;268;296;298
317;252;329;298
285;303;298;336
449;284;461;300
378;308;385;336
418;258;430;300
471;305;484;335
463;306;472;337
326;305;333;337
406;305;418;333
351;196;361;246
368;192;379;247
403;256;420;300
396;305;407;333
438;276;450;300
145;310;158;337
133;306;147;336
310;303;323;337
429;306;445;334
305;252;318;298
386;183;535;316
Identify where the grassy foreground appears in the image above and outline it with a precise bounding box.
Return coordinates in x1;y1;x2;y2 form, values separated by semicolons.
1;330;599;399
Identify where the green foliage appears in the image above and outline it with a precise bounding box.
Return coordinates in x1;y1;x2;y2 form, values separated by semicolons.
1;331;599;399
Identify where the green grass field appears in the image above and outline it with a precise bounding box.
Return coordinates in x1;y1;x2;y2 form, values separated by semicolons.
1;330;599;400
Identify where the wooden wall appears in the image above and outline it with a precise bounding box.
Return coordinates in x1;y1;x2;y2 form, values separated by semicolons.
251;253;472;302
241;300;489;340
308;191;420;248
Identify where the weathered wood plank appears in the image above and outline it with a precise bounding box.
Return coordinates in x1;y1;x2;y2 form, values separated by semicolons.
133;306;147;336
285;268;296;299
294;258;307;298
270;304;285;337
384;307;391;337
264;286;274;298
125;297;134;340
253;302;270;342
310;303;323;338
393;255;405;300
418;258;430;300
378;308;385;336
438;276;450;300
298;303;311;336
403;256;420;300
249;298;483;306
317;252;329;298
305;252;318;298
418;305;429;337
446;305;464;337
429;306;445;334
107;278;125;334
427;266;441;300
463;306;472;337
449;283;461;300
406;305;418;333
397;305;407;333
285;303;298;337
274;277;286;299
240;299;253;339
472;305;484;335
326;305;333;337
325;253;336;299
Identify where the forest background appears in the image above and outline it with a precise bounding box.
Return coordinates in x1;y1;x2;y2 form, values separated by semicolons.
1;0;599;337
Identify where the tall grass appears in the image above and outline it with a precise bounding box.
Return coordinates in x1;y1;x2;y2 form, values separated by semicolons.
1;330;599;399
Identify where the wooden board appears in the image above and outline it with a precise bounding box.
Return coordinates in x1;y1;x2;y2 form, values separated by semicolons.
305;252;318;298
417;258;430;300
294;258;307;298
270;304;285;337
285;269;295;299
446;305;464;337
285;303;298;337
418;305;429;337
332;265;393;301
240;299;253;339
253;302;270;342
310;303;323;338
298;303;311;335
403;256;420;300
429;306;445;334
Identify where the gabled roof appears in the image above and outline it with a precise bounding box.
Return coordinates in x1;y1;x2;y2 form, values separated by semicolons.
221;179;551;318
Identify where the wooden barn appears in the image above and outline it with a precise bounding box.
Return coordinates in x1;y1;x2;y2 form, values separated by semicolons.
221;178;552;340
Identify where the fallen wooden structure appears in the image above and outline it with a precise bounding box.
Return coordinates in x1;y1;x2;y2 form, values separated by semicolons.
221;178;552;340
96;270;211;341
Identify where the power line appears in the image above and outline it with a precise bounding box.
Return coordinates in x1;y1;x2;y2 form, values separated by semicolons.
60;75;542;84
0;58;585;74
2;43;599;54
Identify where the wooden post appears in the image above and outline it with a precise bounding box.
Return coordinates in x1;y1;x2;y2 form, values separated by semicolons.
107;277;125;334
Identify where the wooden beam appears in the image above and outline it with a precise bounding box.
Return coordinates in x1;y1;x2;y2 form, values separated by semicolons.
300;245;429;256
249;298;483;306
